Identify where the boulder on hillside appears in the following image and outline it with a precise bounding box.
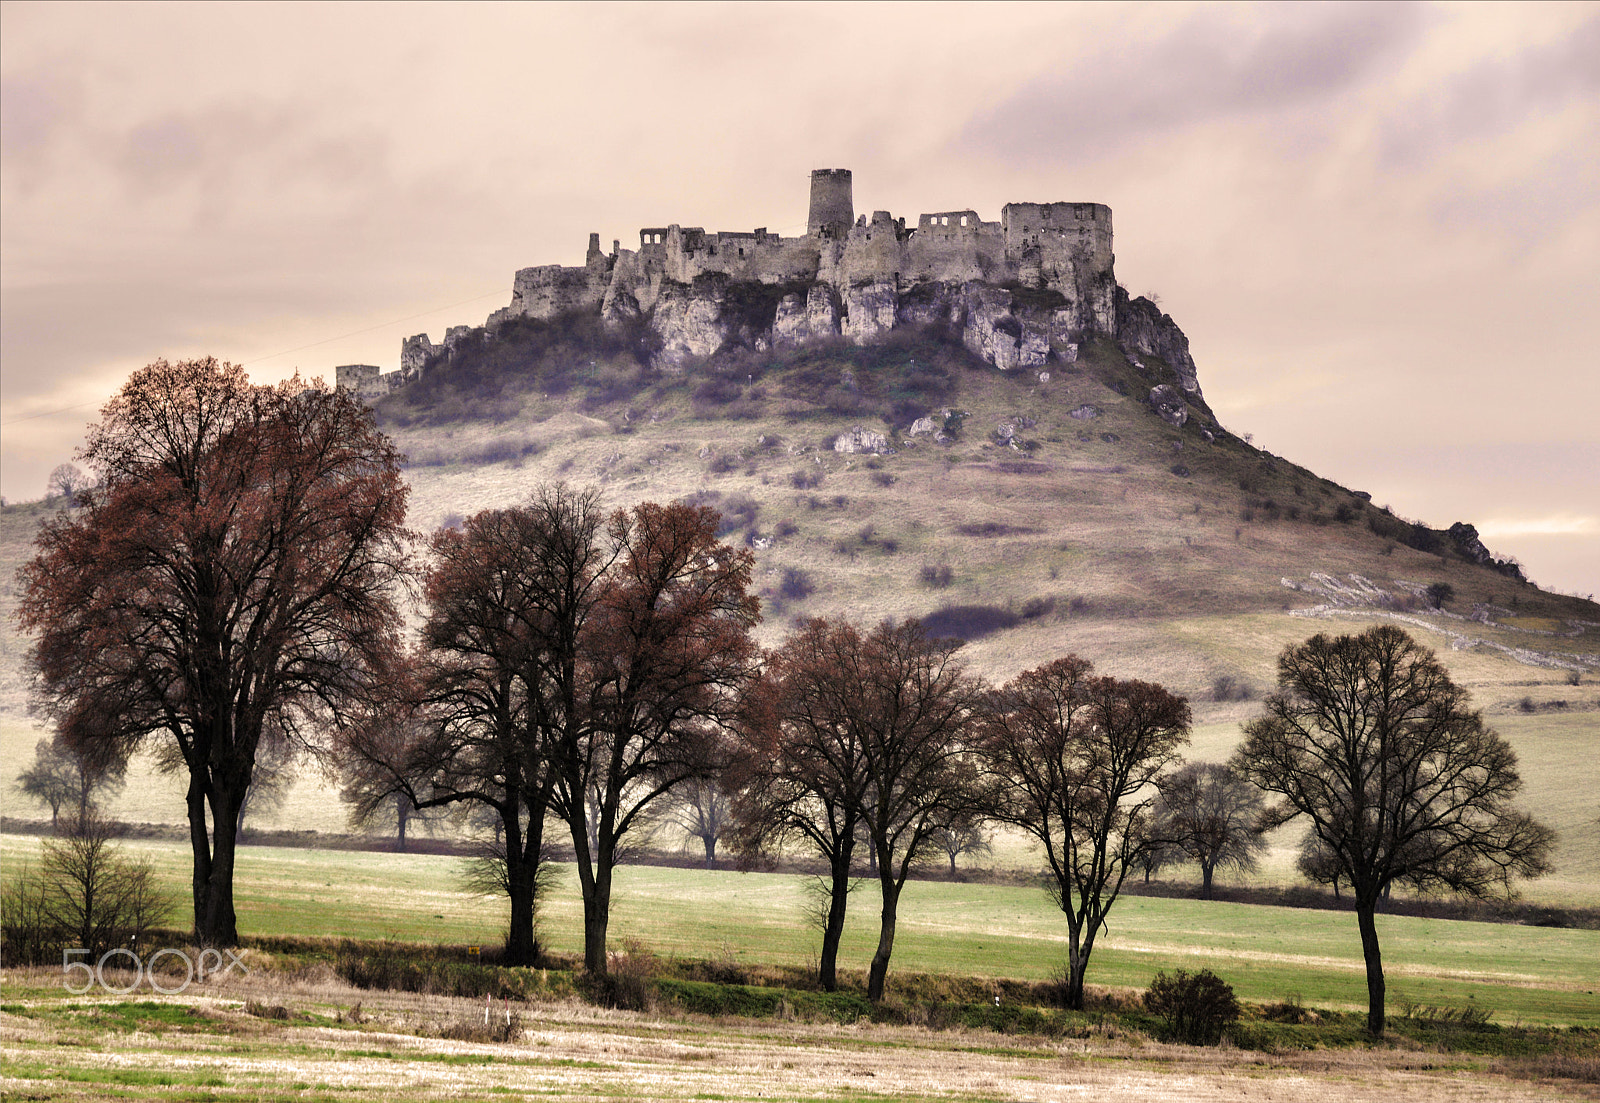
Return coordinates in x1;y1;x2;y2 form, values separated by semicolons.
1148;385;1189;428
834;426;893;455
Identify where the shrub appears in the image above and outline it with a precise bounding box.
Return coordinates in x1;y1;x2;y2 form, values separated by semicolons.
1427;582;1455;609
1020;596;1055;620
956;522;1039;538
920;605;1021;641
1;813;175;966
1144;969;1241;1045
790;469;823;490
1210;675;1255;703
779;568;815;601
590;939;658;1012
920;564;954;588
870;471;896;488
774;519;799;538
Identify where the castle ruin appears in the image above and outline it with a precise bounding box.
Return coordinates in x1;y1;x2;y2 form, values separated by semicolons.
340;170;1198;399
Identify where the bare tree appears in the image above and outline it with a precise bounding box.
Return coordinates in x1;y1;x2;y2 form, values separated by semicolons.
551;500;761;977
343;490;761;976
932;811;992;877
812;619;978;1003
669;778;731;868
38;812;174;956
978;656;1190;1010
1234;625;1554;1036
730;618;871;992
47;463;91;506
14;738;126;828
1156;762;1266;899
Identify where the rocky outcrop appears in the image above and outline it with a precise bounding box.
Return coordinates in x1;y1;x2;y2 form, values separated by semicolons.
842;280;899;343
1148;385;1189;428
651;283;732;370
1116;289;1202;401
773;284;842;347
833;426;893;455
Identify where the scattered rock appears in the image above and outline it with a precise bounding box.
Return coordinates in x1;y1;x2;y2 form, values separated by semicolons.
833;426;893;455
1038;371;1051;383
1148;384;1189;428
1068;405;1100;420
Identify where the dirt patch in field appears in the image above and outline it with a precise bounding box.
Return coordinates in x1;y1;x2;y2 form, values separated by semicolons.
1;968;1589;1102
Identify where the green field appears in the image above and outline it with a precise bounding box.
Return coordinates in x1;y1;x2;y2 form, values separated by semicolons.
6;832;1596;1027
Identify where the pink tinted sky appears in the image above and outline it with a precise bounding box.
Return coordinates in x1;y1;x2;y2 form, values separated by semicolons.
3;2;1596;594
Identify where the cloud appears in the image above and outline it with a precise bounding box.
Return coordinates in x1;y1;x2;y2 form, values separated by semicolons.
1476;515;1598;538
953;3;1422;163
1379;12;1600;168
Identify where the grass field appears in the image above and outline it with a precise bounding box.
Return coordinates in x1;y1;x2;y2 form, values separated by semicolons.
5;832;1596;1027
5;971;1594;1103
8;700;1595;904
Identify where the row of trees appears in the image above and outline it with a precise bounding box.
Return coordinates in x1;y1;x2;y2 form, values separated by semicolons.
18;358;1553;1036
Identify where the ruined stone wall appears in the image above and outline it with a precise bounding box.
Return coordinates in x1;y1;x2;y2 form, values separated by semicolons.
1001;202;1113;275
493;263;607;324
394;172;1145;387
334;363;400;400
903;215;1007;285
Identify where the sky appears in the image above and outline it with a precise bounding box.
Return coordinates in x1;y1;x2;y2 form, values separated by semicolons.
3;1;1596;595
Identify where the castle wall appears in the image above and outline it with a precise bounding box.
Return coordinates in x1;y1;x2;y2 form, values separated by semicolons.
394;172;1131;386
1002;202;1113;275
499;263;606;323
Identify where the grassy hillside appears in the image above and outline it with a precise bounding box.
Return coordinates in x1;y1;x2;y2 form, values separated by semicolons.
2;322;1595;896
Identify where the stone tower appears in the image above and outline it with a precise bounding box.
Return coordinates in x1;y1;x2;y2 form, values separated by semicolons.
807;168;854;239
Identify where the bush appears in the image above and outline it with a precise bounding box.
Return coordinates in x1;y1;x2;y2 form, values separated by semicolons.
589;939;658;1012
1;813;175;966
870;471;896;488
1144;968;1241;1045
778;568;815;601
789;469;823;490
919;605;1022;641
1210;675;1255;703
920;564;954;589
1020;597;1055;620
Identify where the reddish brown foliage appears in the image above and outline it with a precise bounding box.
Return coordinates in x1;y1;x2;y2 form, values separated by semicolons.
18;358;409;945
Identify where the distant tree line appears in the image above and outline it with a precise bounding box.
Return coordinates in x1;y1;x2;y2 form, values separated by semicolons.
14;357;1554;1036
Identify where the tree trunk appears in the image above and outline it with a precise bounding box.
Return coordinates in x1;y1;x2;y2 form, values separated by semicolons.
1201;861;1215;900
395;798;409;853
197;785;240;946
569;812;614;977
185;773;211;935
702;835;716;869
1062;906;1090;1011
502;805;546;966
867;874;900;1003
818;851;852;992
1356;901;1386;1036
